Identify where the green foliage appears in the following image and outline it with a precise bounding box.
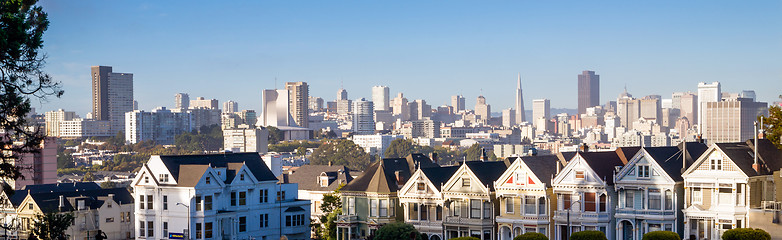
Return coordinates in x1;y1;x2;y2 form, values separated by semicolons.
514;232;548;240
82;172;95;182
464;143;483;161
320;193;341;213
721;228;770;240
310;139;370;170
31;212;75;240
100;181;117;189
373;222;423;240
175;124;223;152
314;129;337;139
56;150;74;169
642;231;680;240
319;209;341;240
760;106;782;150
449;237;480;240
570;230;607;240
266;126;284;144
384;139;415;158
268;140;321;153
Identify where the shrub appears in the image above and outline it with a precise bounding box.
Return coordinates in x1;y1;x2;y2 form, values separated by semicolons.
449;237;480;240
373;222;423;240
570;230;607;240
514;232;548;240
722;228;770;240
642;231;680;240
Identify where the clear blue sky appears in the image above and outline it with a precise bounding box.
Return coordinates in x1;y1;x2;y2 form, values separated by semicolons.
36;0;782;115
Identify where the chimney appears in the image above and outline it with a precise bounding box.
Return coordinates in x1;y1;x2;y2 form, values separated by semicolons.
430;152;438;165
753;121;761;173
759;117;765;139
395;170;405;186
58;195;64;210
328;161;332;166
108;193;115;200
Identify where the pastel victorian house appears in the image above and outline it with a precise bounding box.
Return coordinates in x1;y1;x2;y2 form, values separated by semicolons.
552;151;626;240
398;165;459;240
441;160;512;240
494;155;559;240
613;143;707;240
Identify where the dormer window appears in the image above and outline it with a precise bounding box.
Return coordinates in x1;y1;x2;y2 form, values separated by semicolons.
710;158;722;170
462;178;470;187
206;177;211;184
319;176;329;187
240;174;245;181
144;176;149;183
575;171;585;180
638;166;650;178
159;174;169;182
417;183;426;191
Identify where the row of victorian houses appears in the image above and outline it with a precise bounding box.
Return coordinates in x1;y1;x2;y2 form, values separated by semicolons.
334;138;782;240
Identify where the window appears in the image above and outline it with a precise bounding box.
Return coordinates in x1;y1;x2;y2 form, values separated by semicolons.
260;189;269;203
525;196;536;214
145;176;149;183
649;189;661;210
139;195;144;209
584;192;596;212
205;195;213;211
664;190;673;210
239;191;247;206
638;166;650;178
231;192;237;206
28;203;33;210
147;221;154;237
239;216;246;232
348;197;356;215
625;190;635;209
409;204;418;220
505;197;514;213
436;206;442;220
736;183;745;206
139;220;145;237
483;201;491;219
319;176;329;187
692;187;702;204
711;158;722;170
562;194;572;210
163;195;168;210
417;183;426;191
462;178;470;187
379;199;388;217
147;195;153;209
538;197;546;215
599;194;607;212
370;199;378;217
260;214;269;228
719;188;732;205
240;173;245;181
285;214;306;226
205;177;211;184
196;223;203;239
421;204;428;221
196;195;202;211
159;174;169;182
470;200;481;219
575;171;585;180
451;201;460;217
105;218;114;223
163;222;168;237
277;191;286;201
205;222;213;238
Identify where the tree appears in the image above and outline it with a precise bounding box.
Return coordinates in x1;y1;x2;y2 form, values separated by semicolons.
759;106;782;150
0;0;63;181
464;143;483;161
373;222;423;240
384;139;414;158
82;172;95;182
31;212;75;240
296;146;307;156
310;139;370;170
570;230;607;240
642;231;680;240
722;228;770;240
100;181;117;189
266;126;284;144
514;232;548;240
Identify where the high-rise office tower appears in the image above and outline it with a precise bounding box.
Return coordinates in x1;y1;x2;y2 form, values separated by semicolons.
577;70;600;115
740;90;756;101
261;89;292;127
392;93;409;121
697;82;721;134
175;93;189;109
475;95;491;123
451;95;465;113
308;96;324;112
223;101;239;113
671;92;684;110
680;93;698;124
337;88;348;100
703;98;767;143
515;73;525;124
617;90;640;128
502;108;515;127
91;66;133;134
352;98;375;135
372;86;390;111
532;99;550;129
285;82;309;128
409;99;431;121
639;96;661;121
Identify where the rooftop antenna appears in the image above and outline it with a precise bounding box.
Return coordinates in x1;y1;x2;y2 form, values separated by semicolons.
274;77;277;89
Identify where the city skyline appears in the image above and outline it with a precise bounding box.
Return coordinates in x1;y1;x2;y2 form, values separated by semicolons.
37;1;781;116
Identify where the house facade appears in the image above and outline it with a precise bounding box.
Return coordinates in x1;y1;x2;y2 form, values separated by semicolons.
133;153;310;240
441;160;510;240
398;165;459;240
494;155;559;240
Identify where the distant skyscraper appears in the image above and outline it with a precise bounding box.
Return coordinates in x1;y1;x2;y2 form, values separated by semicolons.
740;90;756;101
680;93;698;124
372;86;390;111
639;96;661;121
190;97;219;110
703;98;767;143
515;73;525;124
223;101;239;113
352;98;375;135
577;70;600;115
308;96;324;111
337;88;348;100
409;99;431;121
285;82;309;128
502;108;515;128
451;95;465;112
261;89;292;127
697;82;721;134
392;93;409;121
532;99;550;129
475;95;491;124
91;66;133;134
44;109;76;137
175;93;189;109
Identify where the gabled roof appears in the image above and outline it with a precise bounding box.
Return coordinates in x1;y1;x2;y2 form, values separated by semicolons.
641;142;708;182
11;182;100;206
283;165;355;191
577;151;625;185
518;155;559;187
714;139;782;177
616;147;641;164
557;152;577;165
420;166;459;191
464;160;512;190
19;187;132;213
156;152;277;187
749;139;782;172
341;155;437;193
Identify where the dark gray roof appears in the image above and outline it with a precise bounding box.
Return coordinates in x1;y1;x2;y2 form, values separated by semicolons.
12;182;101;206
616;147;641;164
19;187;132;213
577;151;626;185
157;152;278;186
749;139;782;172
284;165;355;191
641;142;708;182
557;152;577;165
517;155;560;187
464;161;511;190
715;139;782;177
420;166;459;191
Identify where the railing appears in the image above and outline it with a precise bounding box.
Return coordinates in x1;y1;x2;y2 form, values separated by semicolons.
761;201;782;211
443;216;494;225
337;215;358;223
615;208;676;216
553;211;611;221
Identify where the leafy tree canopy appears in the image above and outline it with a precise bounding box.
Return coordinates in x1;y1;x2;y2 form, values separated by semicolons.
310;139;370;170
760;106;782;150
373;222;423;240
31;212;75;240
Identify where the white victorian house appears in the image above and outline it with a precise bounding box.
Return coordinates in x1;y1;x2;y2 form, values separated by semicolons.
133;153;311;240
613;143;707;240
494;155;559;240
553;151;626;240
398;165;459;240
441;160;511;240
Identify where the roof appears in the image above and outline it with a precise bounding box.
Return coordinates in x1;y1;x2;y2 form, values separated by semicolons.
715;139;782;177
577;151;626;185
283;165;355;191
518;155;560;187
557;152;577;165
464;160;511;190
20;187;132;213
12;182;101;206
341;154;437;193
641;142;708;182
157;152;278;187
420;166;459;191
616;147;641;164
750;139;782;172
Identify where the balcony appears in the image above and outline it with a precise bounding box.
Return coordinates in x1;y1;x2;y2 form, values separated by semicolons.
761;201;782;211
443;216;493;226
553;211;610;222
337;215;359;223
615;208;676;217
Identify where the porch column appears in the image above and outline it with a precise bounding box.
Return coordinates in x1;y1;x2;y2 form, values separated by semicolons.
348;226;352;240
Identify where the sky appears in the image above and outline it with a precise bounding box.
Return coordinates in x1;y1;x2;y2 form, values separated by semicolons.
36;1;782;116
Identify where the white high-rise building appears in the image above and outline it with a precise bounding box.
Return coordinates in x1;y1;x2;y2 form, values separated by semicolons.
286;82;309;128
175;93;189;109
703;98;767;143
337;88;348;100
223;126;269;153
515;73;525;124
532;99;550;129
44;109;76;137
502;108;515;128
351;134;403;158
392;93;410;121
372;86;390;111
190;97;219;110
223;100;238;113
59;119;112;138
125;107;193;145
451;95;465;113
697;82;721;134
261;89;292;127
352;98;375;135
